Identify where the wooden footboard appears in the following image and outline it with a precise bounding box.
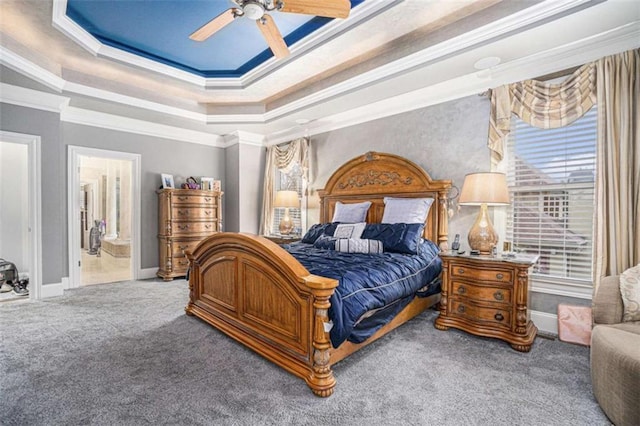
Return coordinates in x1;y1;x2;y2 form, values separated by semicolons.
185;232;339;397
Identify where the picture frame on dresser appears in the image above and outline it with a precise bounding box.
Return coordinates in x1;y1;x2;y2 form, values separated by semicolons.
200;177;214;191
161;173;174;189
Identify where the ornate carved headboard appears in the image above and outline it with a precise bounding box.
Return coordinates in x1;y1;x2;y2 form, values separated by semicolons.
317;152;452;250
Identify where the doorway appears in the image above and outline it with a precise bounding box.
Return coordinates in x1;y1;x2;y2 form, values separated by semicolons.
68;147;140;288
0;131;42;301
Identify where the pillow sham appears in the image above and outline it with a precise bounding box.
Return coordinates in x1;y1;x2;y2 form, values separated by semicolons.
361;223;425;255
301;222;342;244
333;222;366;239
335;238;384;254
381;197;434;224
332;201;372;223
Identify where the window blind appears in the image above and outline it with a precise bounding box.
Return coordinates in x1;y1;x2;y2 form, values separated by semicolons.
272;165;303;236
506;106;597;283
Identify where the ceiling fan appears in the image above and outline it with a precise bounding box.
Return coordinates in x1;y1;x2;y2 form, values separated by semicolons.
189;0;351;59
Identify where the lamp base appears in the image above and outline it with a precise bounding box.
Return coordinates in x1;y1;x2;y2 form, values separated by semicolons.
279;209;294;235
468;203;498;255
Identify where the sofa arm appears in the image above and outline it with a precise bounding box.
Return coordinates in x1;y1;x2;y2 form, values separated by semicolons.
592;275;624;325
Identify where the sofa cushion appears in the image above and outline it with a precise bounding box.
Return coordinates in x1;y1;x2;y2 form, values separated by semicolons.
599;322;640;336
620;263;640;322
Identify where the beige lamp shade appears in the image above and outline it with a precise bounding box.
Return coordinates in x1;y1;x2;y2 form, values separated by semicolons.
274;190;300;208
459;172;510;206
458;172;509;255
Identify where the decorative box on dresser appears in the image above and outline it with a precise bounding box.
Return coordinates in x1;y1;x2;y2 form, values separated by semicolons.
157;188;222;281
435;253;539;352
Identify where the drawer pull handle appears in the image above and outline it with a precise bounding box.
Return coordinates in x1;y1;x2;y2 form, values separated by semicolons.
496;273;504;280
494;313;504;321
178;210;188;216
204;197;212;202
178;225;190;230
205;224;212;229
457;268;465;274
205;210;211;215
493;291;504;301
457;305;465;313
178;245;188;250
457;286;466;294
178;196;188;201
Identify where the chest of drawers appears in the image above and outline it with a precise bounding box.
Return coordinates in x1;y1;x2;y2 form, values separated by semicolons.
157;188;222;281
435;253;538;352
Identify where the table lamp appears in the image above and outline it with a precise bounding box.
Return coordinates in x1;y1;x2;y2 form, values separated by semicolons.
274;190;299;235
458;172;510;254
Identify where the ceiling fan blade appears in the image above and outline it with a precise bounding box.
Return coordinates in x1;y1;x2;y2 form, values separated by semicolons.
278;0;351;19
257;15;290;59
189;9;236;41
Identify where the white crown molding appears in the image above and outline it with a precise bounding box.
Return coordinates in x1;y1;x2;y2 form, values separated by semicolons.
61;106;225;147
222;130;266;147
262;0;594;122
51;0;398;89
62;82;208;122
265;20;640;144
0;83;70;112
0;46;65;92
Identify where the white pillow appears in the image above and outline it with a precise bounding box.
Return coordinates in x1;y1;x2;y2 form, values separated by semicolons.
332;201;371;223
381;197;434;224
333;222;366;239
620;263;640;322
335;238;384;254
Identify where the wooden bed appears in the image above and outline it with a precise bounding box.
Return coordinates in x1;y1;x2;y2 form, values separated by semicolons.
185;152;451;396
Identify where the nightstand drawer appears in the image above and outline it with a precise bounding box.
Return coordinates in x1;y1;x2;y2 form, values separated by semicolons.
450;265;512;283
451;300;511;328
451;281;511;304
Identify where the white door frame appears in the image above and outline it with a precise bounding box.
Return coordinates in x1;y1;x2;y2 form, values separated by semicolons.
0;131;42;300
68;146;141;288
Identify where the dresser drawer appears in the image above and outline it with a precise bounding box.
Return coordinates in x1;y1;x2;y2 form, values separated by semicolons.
451;281;511;304
171;255;190;272
450;300;511;328
172;193;218;206
172;207;217;220
172;240;201;257
173;221;217;235
450;265;512;283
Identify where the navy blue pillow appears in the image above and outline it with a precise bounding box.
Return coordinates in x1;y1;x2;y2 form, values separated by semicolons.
361;223;425;255
301;222;340;244
313;234;337;250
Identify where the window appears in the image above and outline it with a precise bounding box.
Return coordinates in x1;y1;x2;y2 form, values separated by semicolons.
271;164;305;236
506;106;597;285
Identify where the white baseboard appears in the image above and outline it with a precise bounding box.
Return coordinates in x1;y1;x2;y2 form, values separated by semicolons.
531;310;558;336
62;276;70;290
40;282;64;299
138;268;158;280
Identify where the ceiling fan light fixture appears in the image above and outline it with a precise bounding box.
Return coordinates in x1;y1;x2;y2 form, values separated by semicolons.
243;1;266;20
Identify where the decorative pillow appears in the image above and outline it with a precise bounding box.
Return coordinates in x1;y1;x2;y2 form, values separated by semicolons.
332;201;372;223
381;197;434;224
301;223;341;244
361;223;425;255
335;238;384;254
333;222;366;239
620;264;640;322
313;235;337;250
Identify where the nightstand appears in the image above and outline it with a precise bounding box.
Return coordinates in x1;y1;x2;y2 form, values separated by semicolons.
435;253;539;352
262;235;301;245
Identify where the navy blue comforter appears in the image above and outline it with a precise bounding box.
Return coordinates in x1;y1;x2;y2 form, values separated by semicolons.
284;240;442;347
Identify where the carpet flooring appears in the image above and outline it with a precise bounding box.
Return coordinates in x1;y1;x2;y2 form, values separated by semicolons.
0;280;609;425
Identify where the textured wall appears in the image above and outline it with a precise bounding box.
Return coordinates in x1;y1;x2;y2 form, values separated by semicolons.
310;94;491;251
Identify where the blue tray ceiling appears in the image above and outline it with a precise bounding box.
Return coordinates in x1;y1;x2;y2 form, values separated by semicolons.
66;0;364;78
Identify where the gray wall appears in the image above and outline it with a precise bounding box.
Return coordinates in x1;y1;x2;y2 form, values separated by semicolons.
224;143;265;234
0;102;226;284
0;104;64;285
310;94;490;249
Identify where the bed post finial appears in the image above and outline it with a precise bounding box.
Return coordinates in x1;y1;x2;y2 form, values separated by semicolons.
308;289;337;397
